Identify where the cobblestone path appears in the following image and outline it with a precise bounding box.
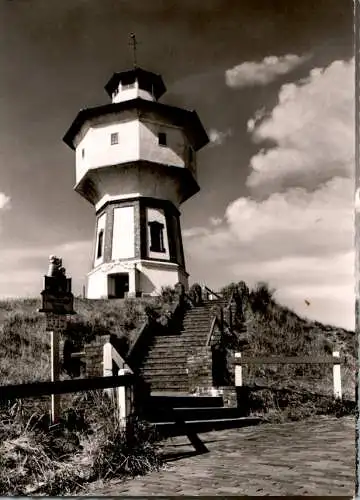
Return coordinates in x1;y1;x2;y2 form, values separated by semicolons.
84;415;355;496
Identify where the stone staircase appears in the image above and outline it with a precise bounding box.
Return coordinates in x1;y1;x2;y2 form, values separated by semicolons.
141;393;261;437
137;298;226;392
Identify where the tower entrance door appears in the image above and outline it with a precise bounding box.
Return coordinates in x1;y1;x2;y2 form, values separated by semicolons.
108;273;129;299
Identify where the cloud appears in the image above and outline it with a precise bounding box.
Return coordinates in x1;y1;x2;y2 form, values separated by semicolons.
184;58;354;329
0;192;10;211
226;54;309;88
0;240;92;299
247;58;354;196
247;108;266;133
208;128;232;146
185;177;354;328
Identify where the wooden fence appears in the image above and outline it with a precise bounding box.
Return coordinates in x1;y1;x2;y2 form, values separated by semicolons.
0;341;135;431
234;351;343;400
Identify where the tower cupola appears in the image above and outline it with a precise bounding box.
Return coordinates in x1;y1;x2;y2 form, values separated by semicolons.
105;68;166;103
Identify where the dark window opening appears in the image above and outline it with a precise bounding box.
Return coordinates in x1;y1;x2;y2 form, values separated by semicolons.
97;229;104;259
111;132;119;145
148;221;165;253
122;82;135;90
82;148;85;159
158;132;167;146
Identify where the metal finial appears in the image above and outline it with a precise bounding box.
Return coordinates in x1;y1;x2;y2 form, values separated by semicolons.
129;32;138;68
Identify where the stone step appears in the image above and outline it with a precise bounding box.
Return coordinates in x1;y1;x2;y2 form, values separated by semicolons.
144;350;202;359
149;344;208;352
152;416;262;437
143;353;189;361
148;340;198;347
182;314;211;325
147;394;224;407
146;376;189;385
144;406;244;422
140;368;188;376
143;359;187;367
153;336;209;344
141;373;187;380
148;383;189;392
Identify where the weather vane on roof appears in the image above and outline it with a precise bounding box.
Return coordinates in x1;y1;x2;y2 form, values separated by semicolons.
129;33;139;68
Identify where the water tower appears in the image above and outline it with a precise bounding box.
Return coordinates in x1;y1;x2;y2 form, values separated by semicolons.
63;63;208;299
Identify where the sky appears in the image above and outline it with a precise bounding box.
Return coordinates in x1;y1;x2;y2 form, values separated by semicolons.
0;0;355;329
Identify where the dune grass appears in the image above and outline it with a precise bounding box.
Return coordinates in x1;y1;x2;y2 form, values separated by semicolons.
0;282;355;493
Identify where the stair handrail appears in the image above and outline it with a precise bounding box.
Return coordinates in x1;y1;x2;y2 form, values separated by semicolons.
202;285;223;301
223;288;236;328
206;316;218;346
127;318;149;360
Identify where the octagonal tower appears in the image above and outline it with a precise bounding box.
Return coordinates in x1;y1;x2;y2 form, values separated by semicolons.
63;67;209;299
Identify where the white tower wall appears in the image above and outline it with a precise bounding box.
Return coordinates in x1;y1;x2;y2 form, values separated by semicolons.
112;206;135;260
64;67;208;299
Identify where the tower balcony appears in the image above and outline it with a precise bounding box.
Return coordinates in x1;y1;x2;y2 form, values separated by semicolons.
74;161;200;209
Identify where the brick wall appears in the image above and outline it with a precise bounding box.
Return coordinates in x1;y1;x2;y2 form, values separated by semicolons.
187;346;213;394
84;334;111;378
217;386;238;408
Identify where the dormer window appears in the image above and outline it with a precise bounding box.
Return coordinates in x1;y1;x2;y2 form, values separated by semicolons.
148;221;165;253
158;132;167;147
111;132;119;145
97;229;104;259
122;82;135;90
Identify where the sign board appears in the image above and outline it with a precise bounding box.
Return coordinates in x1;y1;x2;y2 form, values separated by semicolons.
40;290;75;315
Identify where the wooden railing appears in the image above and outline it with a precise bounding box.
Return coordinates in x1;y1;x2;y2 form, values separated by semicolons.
206;316;218;346
0;342;136;432
127;318;149;359
234;351;344;400
0;374;134;402
202;285;223;301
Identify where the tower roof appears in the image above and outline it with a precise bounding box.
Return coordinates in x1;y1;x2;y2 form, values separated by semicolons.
63;98;209;151
104;67;166;100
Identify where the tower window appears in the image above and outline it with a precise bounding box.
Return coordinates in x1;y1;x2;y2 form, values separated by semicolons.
111;132;119;145
158;132;167;146
122;82;135;90
97;229;104;259
148;221;165;253
82;148;85;159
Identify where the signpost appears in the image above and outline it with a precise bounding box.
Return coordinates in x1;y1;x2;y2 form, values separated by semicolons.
39;256;75;424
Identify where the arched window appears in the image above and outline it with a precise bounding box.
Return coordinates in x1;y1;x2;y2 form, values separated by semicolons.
148;221;165;253
97;229;104;259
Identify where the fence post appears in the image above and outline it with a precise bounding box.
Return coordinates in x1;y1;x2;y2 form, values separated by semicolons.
103;342;115;400
50;329;60;424
235;352;242;387
332;351;342;400
116;367;133;433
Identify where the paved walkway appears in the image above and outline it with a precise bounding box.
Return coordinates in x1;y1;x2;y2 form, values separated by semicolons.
84;415;355;496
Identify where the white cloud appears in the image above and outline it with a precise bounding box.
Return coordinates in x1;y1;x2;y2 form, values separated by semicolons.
209;217;223;227
185;180;354;328
185;58;354;329
208;128;232;146
0;240;92;299
226;54;309;88
247;58;354;196
0;192;10;210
